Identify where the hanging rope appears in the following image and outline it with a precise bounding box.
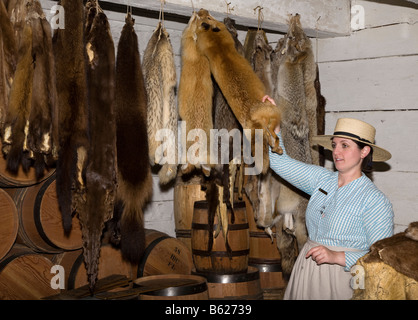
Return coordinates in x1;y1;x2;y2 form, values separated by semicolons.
159;0;166;27
253;6;264;30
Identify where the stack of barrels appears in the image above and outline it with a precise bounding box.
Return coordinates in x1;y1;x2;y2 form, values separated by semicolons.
0;155;195;300
174;177;286;300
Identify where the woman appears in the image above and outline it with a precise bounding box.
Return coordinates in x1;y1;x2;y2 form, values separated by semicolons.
269;117;394;300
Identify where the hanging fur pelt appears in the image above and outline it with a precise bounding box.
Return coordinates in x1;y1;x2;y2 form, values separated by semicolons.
178;11;213;177
27;0;58;177
53;0;89;234
270;14;318;278
193;9;282;175
108;13;152;265
2;0;57;179
143;22;178;185
81;0;117;292
2;1;33;173
204;17;244;254
0;0;17;131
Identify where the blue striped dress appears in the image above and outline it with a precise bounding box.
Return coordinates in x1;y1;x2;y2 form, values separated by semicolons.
269;132;394;272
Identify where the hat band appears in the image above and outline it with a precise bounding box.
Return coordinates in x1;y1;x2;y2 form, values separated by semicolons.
333;131;373;145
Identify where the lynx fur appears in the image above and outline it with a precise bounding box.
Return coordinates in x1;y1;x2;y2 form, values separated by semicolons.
178;12;213;176
143;22;178;185
193;9;282;175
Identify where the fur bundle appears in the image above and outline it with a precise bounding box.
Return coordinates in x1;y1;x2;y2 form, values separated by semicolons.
0;0;17;130
53;0;89;234
178;11;214;176
81;0;117;292
109;13;152;264
2;0;57;178
193;9;282;175
143;22;178;185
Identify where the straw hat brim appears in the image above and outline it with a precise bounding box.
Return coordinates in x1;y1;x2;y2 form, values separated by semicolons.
312;134;392;162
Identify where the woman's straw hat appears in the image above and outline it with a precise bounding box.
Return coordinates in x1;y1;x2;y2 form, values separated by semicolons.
312;118;391;162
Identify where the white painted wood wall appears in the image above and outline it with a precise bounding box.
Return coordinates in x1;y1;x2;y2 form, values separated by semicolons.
39;0;418;236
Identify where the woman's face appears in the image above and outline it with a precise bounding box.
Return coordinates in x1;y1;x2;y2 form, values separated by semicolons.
331;137;370;174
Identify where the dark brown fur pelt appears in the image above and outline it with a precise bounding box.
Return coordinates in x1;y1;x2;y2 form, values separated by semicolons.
143;22;178;185
82;0;117;292
27;0;58;178
110;13;152;265
194;9;282;175
0;0;17;129
2;3;33;173
178;11;214;176
53;0;89;233
315;66;326;166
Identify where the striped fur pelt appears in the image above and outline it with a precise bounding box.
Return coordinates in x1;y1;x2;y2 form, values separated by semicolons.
108;13;152;265
82;0;117;292
143;22;178;185
53;0;89;234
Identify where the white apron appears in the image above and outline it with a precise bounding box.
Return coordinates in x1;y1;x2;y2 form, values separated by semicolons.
283;239;361;300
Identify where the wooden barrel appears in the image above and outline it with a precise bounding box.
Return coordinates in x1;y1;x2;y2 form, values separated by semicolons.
134;274;209;300
243;191;286;290
13;175;82;253
191;200;249;274
194;266;263;300
0;244;59;300
0;189;19;260
137;229;193;278
53;245;135;290
173;182;206;251
0;142;55;187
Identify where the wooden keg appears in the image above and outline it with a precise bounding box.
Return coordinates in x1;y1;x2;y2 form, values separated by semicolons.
243;190;286;290
191;200;249;274
173;180;206;250
194;266;262;300
137;229;193;278
0;189;19;261
0;142;55;187
13;175;82;253
53;245;135;290
0;244;59;300
134;274;209;300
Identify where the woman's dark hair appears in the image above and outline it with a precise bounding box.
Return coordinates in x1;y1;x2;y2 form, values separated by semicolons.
354;140;374;173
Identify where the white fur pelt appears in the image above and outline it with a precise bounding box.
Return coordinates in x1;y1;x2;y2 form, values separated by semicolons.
143;22;178;185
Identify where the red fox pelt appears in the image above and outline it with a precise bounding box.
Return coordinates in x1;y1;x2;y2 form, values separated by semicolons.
193;9;282;174
178;11;213;177
143;22;178;185
53;0;89;234
82;0;117;292
110;13;152;264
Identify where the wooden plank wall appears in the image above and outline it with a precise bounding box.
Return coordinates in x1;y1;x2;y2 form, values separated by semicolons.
317;0;418;233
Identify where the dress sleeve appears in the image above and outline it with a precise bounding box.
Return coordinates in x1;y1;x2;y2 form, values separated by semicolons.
269;131;330;196
344;191;394;271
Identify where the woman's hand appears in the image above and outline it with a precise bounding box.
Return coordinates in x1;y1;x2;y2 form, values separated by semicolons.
306;246;346;267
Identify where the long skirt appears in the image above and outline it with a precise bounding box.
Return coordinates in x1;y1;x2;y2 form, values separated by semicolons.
283;239;361;300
